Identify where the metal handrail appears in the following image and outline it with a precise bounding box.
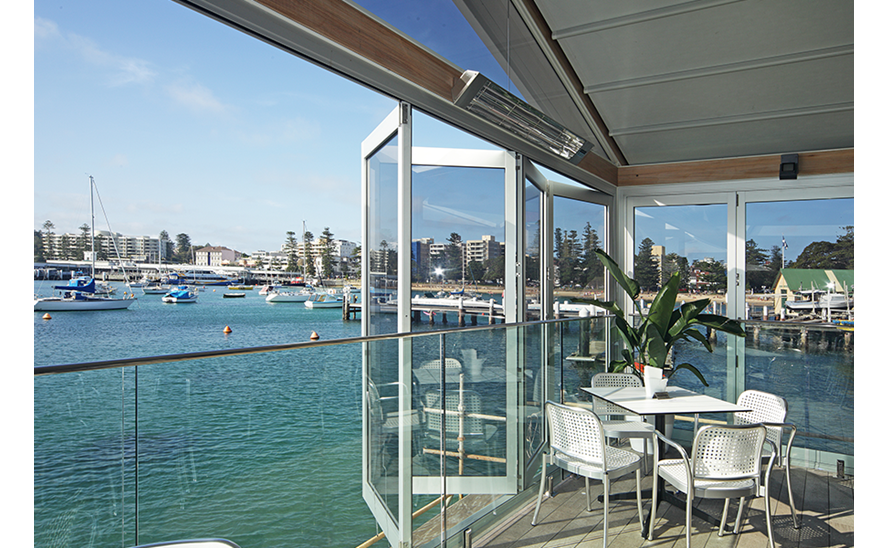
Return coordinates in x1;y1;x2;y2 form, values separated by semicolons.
33;315;597;376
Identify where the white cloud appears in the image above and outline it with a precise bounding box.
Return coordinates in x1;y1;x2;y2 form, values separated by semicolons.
36;16;157;87
165;80;228;114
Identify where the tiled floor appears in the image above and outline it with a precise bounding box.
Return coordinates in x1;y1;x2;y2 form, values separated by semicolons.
478;465;853;548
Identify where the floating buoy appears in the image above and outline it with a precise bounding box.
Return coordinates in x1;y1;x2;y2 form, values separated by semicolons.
223;325;232;334
42;313;52;320
310;331;320;340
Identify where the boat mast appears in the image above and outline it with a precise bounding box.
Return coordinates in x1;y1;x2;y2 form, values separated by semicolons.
89;175;96;278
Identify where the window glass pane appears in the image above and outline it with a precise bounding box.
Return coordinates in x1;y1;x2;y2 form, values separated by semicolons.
411;164;505;332
634;204;730;408
365;133;400;522
745;198;853;456
553;197;606;296
745;198;854;317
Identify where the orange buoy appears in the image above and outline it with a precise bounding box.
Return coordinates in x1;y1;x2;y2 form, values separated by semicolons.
43;313;52;320
223;325;232;334
310;331;320;340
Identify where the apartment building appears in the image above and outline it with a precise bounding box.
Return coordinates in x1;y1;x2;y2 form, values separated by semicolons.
42;230;162;263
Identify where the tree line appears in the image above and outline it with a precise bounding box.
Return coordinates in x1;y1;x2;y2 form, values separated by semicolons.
632;226;854;293
36;221;216;265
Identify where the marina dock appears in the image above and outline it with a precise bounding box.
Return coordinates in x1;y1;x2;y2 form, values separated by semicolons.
343;296;601;325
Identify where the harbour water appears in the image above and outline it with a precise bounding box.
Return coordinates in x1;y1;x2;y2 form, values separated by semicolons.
33;281;854;548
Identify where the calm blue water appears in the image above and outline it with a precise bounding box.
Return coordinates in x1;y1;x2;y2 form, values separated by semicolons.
35;281;373;548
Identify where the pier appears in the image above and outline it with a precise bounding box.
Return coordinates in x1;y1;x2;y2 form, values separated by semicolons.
343;296;601;326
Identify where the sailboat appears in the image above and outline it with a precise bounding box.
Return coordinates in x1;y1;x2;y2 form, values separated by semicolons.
34;176;137;312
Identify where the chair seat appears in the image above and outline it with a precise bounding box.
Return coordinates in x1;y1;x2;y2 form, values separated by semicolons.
553;445;641;479
601;419;655;438
658;460;758;499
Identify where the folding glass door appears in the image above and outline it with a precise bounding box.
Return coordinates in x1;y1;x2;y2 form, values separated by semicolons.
361;104;524;546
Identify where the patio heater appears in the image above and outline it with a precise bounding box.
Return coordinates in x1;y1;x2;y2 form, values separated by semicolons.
452;70;594;164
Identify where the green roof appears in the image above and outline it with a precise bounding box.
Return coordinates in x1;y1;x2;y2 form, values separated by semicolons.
776;268;854;292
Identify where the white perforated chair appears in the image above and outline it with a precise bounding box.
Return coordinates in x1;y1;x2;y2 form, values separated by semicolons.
592;373;656;468
649;424;777;548
734;389;800;529
419;358;462;370
531;401;644;548
129;540;241;548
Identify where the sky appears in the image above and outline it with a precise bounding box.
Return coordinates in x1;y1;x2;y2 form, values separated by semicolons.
30;0;855;263
30;0;515;256
32;0;398;252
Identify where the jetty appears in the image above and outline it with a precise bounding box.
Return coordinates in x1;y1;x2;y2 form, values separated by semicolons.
343;295;600;325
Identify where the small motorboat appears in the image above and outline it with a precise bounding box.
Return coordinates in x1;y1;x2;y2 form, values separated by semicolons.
304;292;344;309
162;286;198;303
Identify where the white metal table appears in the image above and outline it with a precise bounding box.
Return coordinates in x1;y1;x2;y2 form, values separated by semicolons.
581;385;752;533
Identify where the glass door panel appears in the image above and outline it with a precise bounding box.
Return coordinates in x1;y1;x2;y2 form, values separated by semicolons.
409;147;517;498
633;201;733;439
743;197;853;457
362;105;408;544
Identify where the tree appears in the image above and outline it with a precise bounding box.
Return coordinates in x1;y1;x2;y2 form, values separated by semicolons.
634;238;660;292
284;231;299;272
78;224;91;261
320;227;335;278
693;258;727;292
445;232;463;281
580;222;603;289
303;230;316;276
34;230;46;262
790;226;854;270
663;252;690;290
175;233;192;264
159;231;172;263
42;220;55;260
745;239;771;291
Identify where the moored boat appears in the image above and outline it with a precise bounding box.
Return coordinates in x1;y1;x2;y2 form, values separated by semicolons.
304;292;344;309
223;292;246;298
266;286;316;303
161;286;199;303
33;177;137;312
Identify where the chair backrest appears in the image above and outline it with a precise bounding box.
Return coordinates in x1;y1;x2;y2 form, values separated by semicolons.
691;424;767;481
419;358;463;369
734;390;788;453
425;389;484;435
130;541;241;548
545;401;605;464
592;373;641;418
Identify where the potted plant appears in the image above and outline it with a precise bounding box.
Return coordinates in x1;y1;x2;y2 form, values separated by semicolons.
589;249;745;387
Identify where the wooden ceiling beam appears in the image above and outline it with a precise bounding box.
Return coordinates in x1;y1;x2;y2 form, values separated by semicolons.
617;148;853;186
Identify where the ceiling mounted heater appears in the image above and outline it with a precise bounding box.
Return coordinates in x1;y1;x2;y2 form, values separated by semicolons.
452;70;593;164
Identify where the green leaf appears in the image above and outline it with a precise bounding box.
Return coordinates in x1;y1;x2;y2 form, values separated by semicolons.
641;323;668;368
671;363;710;387
595;249;640;301
693;314;746;337
647;272;680;337
667;299;711;341
588;298;625;319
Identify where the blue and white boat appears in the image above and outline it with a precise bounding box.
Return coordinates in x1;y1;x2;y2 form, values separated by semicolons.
34;275;137;311
34;177;137;312
161;285;199;303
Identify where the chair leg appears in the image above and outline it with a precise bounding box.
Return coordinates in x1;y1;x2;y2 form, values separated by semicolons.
765;490;775;548
685;491;693;548
648;470;659;541
785;463;800;529
531;460;547;526
635;468;643;532
733;496;747;535
585;477;592;512
718;499;730;536
602;474;609;548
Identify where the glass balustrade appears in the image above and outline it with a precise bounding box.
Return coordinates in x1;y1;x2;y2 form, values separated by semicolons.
34;315;852;548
